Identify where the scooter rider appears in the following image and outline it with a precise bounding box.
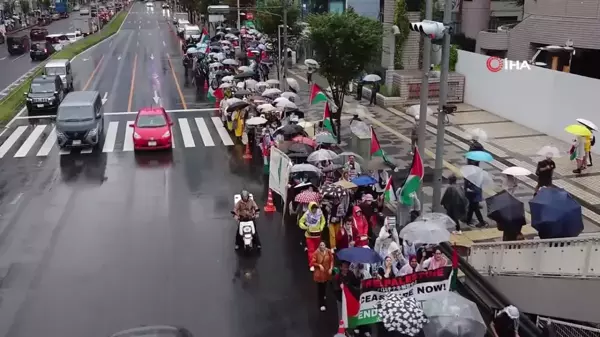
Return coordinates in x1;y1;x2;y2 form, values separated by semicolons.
233;190;262;250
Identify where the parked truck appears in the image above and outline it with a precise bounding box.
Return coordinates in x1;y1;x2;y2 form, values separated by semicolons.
73;17;98;36
54;0;69;18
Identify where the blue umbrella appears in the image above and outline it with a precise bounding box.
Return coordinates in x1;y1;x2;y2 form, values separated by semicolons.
351;175;377;187
529;187;583;239
465;151;493;162
337;247;383;264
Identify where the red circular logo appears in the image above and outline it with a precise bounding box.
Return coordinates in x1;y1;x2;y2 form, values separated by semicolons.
486;57;503;72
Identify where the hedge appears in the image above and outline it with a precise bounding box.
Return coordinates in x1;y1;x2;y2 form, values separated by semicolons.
0;10;128;124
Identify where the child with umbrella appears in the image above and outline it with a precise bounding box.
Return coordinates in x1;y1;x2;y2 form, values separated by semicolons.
299;202;327;269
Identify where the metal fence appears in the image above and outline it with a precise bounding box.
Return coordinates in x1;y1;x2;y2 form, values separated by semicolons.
537;317;600;337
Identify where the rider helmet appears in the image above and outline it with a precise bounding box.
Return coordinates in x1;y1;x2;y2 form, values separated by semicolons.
241;190;250;201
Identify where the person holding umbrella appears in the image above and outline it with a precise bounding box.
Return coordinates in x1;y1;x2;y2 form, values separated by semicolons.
299;202;327;268
467;135;485;166
441;174;468;234
465;179;487;228
490;305;520;337
310;241;334;312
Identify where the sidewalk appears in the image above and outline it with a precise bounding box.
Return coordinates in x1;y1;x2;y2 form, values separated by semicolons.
285;65;600;246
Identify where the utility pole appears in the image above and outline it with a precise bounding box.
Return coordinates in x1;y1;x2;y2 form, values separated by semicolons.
416;0;432;202
281;0;288;91
432;0;453;211
237;0;241;29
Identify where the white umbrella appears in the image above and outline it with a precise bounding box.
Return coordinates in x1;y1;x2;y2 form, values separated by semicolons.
467;128;489;141
209;62;223;68
278;100;297;109
307;149;339;163
222;59;238;66
298;121;314;129
422;292;486;337
291;163;321;174
338;151;365;162
262;88;282;96
460;165;494;188
273;97;290;104
266;79;280;86
536;145;562;158
407;105;434;119
363;74;382;82
221;75;235;82
236;82;245;89
502;166;531;176
219;82;233;89
246;116;268;126
238;65;252;72
400;220;451;244
220;40;232;45
577;118;598;131
281;92;298;101
256;81;270;89
286;78;300;92
415;212;456;230
304;59;319;68
257;104;276;112
225;98;243;105
244;79;258;90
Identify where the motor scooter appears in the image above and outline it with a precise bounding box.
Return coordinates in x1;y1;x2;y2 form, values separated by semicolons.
232;194;258;253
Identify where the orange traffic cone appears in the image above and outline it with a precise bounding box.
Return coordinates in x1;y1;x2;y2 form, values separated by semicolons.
264;189;276;213
243;142;252;159
334;321;345;337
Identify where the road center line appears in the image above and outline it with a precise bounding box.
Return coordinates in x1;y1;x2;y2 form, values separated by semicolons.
127;54;138;112
82;55;105;90
166;53;188;110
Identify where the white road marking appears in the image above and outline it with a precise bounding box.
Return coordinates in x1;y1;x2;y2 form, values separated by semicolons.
0;57;7;61
195;117;214;147
102;121;119;152
123;121;134;151
11;54;26;62
178;118;195;147
210;117;234;146
14;125;46;158
37;127;57;156
0;126;27;158
102;92;108;105
162;41;166;47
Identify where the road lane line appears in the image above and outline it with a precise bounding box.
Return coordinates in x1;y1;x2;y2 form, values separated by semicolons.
37;127;57;156
82;55;105;90
0;126;27;158
195;118;215;147
102;121;119;152
123;121;134;151
166;53;188;109
127;54;138;112
14;125;46;158
178;118;195;147
210;117;234;146
11;54;26;62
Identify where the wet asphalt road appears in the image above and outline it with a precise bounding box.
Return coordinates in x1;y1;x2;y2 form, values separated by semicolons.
0;3;337;337
0;15;82;93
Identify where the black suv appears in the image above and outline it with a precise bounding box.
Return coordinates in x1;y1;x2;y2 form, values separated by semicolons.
6;34;30;55
30;41;54;61
25;75;65;114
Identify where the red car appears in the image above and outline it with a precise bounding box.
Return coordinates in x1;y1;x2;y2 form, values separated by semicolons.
131;107;173;150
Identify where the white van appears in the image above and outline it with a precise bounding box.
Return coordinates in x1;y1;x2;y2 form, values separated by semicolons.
176;19;189;36
183;25;201;41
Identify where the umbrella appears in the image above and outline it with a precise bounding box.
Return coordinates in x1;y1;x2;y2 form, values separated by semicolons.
244;79;258;90
415;212;457;230
460;165;494;188
220;40;232;45
266;79;280;86
273;96;291;104
294;190;321;203
529;187;584;239
226;101;249;112
257;104;276;112
377;293;428;335
465;151;493;162
322;164;343;173
577;118;598;131
502;166;531;176
286;78;300;92
304;59;319;68
286;142;314;155
225;98;243;105
281;91;298;101
334;180;358;189
221;75;235;82
314;132;336;144
219;82;233;89
467;128;489;141
422;292;486;337
234;71;255;79
209;62;223;68
292;136;317;147
336;247;383;264
234;89;252;98
186;47;198;54
290;163;321;174
246;116;268;126
400;220;451;244
222;58;238;66
236;82;245;89
276;100;298;110
351;175;377;186
486;190;526;230
537;145;562;158
307;149;339;162
366;157;391;171
363;74;382;82
238;65;252;72
320;184;349;198
337;151;364;162
565;124;592;137
274;124;305;137
407;105;434;119
262;88;282;96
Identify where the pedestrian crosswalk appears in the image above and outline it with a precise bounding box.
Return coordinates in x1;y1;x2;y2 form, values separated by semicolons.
0;116;235;159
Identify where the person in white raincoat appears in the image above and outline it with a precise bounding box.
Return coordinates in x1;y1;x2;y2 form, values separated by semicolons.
374;220;400;260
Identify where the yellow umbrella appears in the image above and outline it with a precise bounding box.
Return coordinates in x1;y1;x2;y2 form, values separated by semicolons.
334;180;357;189
565;124;592;137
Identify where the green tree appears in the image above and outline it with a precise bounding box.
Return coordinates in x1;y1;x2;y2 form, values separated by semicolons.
19;0;31;15
394;0;410;68
40;0;51;10
256;0;300;36
307;9;382;139
3;1;16;15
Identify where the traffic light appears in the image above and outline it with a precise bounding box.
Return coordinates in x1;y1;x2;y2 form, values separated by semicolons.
409;20;447;40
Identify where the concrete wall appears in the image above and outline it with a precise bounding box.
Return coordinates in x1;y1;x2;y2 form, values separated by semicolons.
461;0;491;39
456;50;600;154
346;0;380;19
401;12;421;71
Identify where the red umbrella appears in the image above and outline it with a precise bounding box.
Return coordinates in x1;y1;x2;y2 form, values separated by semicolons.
292;136;317;148
294;190;321;204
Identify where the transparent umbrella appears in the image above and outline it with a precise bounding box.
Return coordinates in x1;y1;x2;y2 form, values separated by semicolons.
399;221;451;244
307;149;339;163
467;128;489;142
460;165;494;189
286;78;300;92
407;105;434;119
350;121;370;137
416;212;457;230
536;145;562;158
422;292;486;337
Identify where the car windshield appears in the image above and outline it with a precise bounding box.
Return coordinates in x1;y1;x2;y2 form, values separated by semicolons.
186;29;200;36
46;67;66;75
46;36;60;44
58;106;95;122
30;82;55;93
136;114;167;128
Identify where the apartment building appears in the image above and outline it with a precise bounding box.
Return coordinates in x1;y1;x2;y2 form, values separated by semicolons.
461;0;522;39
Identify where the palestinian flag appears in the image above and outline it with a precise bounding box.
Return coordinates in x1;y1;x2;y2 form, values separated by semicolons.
449;244;459;291
323;103;336;140
200;26;210;44
207;87;224;103
370;127;391;163
399;147;424;205
309;84;327;105
341;283;361;328
384;177;397;203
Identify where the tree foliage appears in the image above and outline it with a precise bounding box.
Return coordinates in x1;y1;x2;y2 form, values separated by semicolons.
394;0;410;68
307;9;382;121
20;0;30;15
255;0;301;36
40;0;52;10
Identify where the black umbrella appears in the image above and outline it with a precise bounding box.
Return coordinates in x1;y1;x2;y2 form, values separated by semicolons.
283;108;304;119
286;143;313;155
234;71;255;79
274;124;305;137
234;89;252;98
210;41;221;46
226;101;249;112
214;70;230;77
486;190;526;231
320;184;348;198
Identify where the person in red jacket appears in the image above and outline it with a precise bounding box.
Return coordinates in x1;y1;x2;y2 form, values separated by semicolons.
336;217;359;250
352;206;370;247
